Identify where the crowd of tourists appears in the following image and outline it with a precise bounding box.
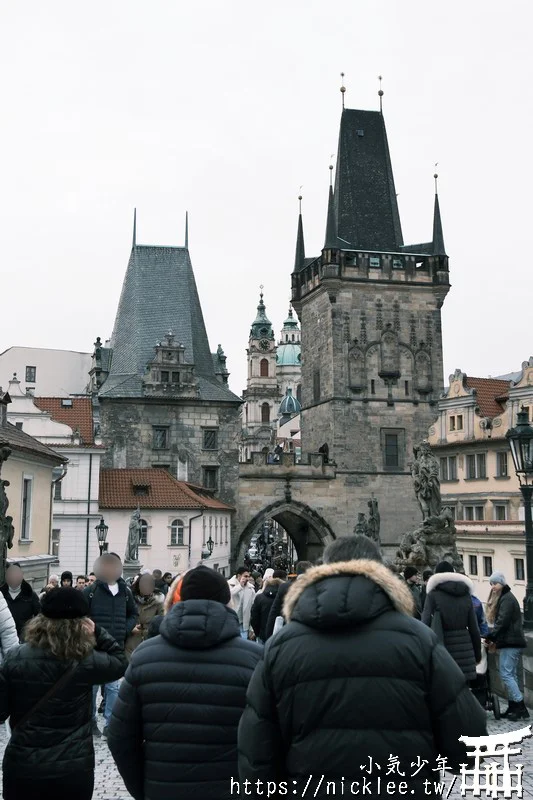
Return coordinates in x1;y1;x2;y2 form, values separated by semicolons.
0;540;527;799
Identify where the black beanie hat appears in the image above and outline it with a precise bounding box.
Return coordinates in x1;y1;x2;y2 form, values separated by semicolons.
60;571;73;583
404;566;419;580
180;566;230;605
41;587;90;620
435;561;455;574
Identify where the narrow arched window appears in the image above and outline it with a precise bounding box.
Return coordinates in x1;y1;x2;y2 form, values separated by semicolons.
260;358;269;377
261;403;270;423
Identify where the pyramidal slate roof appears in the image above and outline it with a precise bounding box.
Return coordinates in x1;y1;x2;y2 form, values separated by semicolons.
103;244;240;403
333;109;403;252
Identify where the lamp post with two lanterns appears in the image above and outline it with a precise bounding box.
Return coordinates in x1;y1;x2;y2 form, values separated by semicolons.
95;517;109;556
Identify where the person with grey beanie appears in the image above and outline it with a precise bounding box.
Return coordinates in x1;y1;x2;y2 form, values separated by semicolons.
485;571;528;720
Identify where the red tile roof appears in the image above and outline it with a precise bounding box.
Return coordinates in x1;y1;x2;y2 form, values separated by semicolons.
34;397;94;444
465;377;510;418
99;469;233;510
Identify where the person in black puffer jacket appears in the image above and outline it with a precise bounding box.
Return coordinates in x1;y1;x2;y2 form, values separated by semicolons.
0;588;126;800
238;536;486;799
422;561;481;681
250;577;283;643
1;563;41;640
83;553;137;736
108;565;262;800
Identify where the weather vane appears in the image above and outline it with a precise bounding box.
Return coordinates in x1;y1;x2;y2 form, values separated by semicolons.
340;72;346;109
434;163;439;192
378;75;384;113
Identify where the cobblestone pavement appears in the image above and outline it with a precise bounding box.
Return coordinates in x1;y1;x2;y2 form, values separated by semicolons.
0;706;531;798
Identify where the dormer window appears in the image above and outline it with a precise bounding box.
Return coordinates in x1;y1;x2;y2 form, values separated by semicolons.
369;256;381;268
393;258;404;269
61;399;73;408
133;484;149;497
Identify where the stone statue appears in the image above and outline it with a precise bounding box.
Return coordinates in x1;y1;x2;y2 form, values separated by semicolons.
0;448;14;586
125;508;141;562
367;497;381;545
411;441;441;520
354;512;368;537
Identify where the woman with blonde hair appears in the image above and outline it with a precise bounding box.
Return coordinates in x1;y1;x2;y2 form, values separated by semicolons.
0;587;127;800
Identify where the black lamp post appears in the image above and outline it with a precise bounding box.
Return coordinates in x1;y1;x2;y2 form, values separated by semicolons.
201;536;215;560
95;517;109;556
506;407;533;628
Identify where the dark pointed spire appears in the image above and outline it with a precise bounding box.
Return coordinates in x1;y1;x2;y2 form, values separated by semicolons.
432;174;446;256
185;211;189;249
294;195;305;270
324;165;338;248
132;208;137;248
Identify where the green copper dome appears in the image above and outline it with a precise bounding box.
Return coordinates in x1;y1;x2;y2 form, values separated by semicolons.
279;387;301;416
276;343;301;367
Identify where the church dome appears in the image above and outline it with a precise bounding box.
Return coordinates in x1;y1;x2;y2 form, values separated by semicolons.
276;343;301;367
278;387;301;416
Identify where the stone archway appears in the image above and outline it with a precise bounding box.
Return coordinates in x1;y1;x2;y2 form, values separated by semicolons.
233;499;336;569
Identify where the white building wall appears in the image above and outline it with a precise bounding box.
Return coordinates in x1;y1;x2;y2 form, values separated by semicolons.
102;509;231;577
0;347;91;397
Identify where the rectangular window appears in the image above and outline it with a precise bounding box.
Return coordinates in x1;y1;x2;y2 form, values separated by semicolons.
53;481;62;501
404;380;409;396
515;558;525;581
152;426;169;450
440;457;448;481
457;414;463;431
202;467;219;491
313;370;321;402
464;506;474;521
477;453;486;479
468;555;478;576
494;505;507;521
384;434;399;468
51;528;61;558
370;379;375;395
203;429;219;450
466;454;476;479
21;477;33;539
171;371;180;383
496;452;508;477
139;520;148;546
392;258;404;269
483;556;493;577
475;506;484;521
369;256;381;268
161;370;169;383
448;456;457;480
449;415;456;432
25;366;36;383
170;521;184;546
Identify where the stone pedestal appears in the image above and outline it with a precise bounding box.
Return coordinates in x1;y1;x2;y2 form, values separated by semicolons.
122;559;142;582
395;513;463;573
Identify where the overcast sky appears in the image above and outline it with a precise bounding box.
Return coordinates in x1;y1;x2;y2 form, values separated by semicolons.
1;1;532;395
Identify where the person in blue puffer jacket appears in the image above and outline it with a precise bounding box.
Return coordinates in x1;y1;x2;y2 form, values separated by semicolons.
472;595;489;636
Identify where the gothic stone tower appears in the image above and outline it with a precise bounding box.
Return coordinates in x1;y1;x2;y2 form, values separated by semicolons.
291;108;450;545
95;214;242;506
241;292;279;461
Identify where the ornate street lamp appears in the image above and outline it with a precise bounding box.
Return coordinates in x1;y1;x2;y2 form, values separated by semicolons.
201;536;215;560
506;407;533;628
95;517;109;556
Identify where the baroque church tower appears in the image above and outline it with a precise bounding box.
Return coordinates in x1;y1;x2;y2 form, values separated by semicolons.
241;291;278;460
291;105;450;543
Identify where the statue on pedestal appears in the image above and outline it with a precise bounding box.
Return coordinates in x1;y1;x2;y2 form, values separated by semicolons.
411;441;441;520
354;513;368;537
0;447;14;586
125;508;141;563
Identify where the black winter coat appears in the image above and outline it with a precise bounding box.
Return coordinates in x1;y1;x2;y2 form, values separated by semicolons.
108;599;263;800
0;626;126;779
485;585;526;649
0;581;40;639
239;559;487;799
83;578;137;645
422;572;481;681
250;581;280;641
265;578;295;639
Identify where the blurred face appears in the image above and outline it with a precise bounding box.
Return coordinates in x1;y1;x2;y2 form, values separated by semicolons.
163;573;173;585
95;556;122;584
76;577;86;589
6;566;22;590
138;574;155;596
49;577;59;587
239;570;251;586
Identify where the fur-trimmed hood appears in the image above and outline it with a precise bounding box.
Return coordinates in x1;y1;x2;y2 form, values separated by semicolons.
426;571;473;597
283;559;415;629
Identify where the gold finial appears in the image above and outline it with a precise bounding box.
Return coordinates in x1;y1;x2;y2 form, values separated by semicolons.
340;72;346;109
378;75;384;113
